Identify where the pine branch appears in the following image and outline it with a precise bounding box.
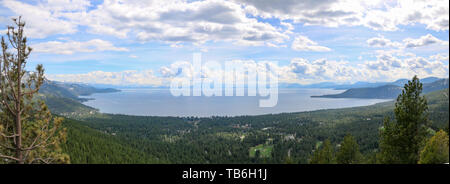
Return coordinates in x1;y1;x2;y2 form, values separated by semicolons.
30;157;54;164
0;153;19;161
24;123;56;151
0;132;18;138
1;98;16;116
0;141;16;150
22;88;40;97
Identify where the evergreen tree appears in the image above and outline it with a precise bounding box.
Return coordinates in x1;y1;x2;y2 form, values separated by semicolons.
378;76;429;164
419;130;449;164
309;139;334;164
336;134;362;164
0;17;69;164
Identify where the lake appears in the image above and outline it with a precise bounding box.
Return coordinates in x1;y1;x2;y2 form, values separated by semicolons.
81;88;391;117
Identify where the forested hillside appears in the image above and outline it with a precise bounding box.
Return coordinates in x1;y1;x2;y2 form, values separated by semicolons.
62;118;165;164
40;80;120;102
37;79;120;116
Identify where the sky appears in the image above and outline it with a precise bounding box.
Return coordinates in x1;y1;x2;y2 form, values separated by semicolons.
0;0;448;86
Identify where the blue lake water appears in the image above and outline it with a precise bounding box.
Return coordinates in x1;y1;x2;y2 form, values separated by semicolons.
81;88;391;117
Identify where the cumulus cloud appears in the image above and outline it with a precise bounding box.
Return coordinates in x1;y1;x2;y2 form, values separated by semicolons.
159;61;194;78
365;53;403;71
390;0;449;31
236;0;366;27
403;34;449;48
367;35;401;48
156;58;363;84
75;0;289;46
291;36;331;52
236;0;449;31
2;0;291;46
158;59;280;85
288;58;366;82
48;53;449;86
3;0;448;45
367;34;449;49
32;39;129;54
429;53;449;62
364;52;449;81
1;0;90;38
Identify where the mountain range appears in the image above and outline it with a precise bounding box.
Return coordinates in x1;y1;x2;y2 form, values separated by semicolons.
40;80;120;102
279;77;443;90
64;77;444;90
312;78;449;99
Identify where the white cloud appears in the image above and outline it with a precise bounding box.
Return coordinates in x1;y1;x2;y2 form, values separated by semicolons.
32;39;128;54
43;0;91;12
403;34;449;48
365;53;403;71
77;0;290;46
367;34;449;50
288;58;365;83
235;0;449;31
235;0;367;27
2;0;291;46
3;0;448;45
48;53;449;86
390;0;449;31
158;59;279;85
1;0;90;38
367;35;401;48
159;61;194;78
363;9;400;31
264;53;447;83
364;52;449;81
429;53;449;62
291;36;331;52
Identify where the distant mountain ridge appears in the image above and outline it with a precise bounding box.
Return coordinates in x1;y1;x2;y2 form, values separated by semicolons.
40;80;120;102
312;78;449;99
68;77;444;90
279;77;443;90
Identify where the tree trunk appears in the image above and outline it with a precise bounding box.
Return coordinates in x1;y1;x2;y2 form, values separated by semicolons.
15;37;23;164
15;108;22;164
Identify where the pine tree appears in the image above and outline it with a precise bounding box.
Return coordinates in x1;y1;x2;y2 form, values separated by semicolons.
336;134;362;164
378;76;429;164
419;130;449;164
309;139;335;164
0;17;69;164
